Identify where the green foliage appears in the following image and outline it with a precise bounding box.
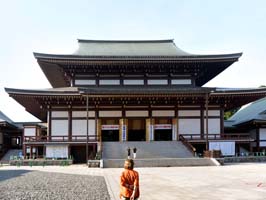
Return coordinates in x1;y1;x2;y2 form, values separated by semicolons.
224;108;239;120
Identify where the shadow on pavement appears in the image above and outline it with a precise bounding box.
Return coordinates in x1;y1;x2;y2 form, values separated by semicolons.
0;170;32;182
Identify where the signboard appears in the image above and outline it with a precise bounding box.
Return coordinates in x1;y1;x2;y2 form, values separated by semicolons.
101;125;119;130
154;124;172;130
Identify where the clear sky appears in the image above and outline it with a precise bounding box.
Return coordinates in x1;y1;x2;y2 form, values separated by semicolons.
0;0;266;122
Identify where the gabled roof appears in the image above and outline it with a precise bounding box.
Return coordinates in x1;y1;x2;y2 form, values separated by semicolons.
33;39;242;88
228;97;266;126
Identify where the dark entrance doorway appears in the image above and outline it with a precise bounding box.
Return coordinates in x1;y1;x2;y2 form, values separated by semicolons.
102;130;119;141
128;119;146;141
154;129;172;141
71;146;86;163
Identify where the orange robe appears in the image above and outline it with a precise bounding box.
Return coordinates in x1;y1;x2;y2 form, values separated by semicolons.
120;169;140;199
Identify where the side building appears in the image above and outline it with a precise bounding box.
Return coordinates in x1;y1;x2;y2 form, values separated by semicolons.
5;39;266;163
225;97;266;154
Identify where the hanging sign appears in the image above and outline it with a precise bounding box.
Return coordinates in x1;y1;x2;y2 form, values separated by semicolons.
154;124;172;130
101;125;119;130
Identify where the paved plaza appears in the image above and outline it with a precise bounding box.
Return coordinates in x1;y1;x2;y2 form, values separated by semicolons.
1;163;266;200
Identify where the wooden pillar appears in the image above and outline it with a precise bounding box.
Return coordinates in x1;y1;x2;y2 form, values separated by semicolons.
220;108;224;135
256;128;260;152
200;107;204;139
30;146;33;159
172;118;178;141
146;118;154;141
205;93;209;151
48;110;52;141
68;110;72;141
23;145;26;158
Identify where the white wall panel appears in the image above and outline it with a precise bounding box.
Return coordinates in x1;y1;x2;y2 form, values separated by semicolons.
99;111;122;117
24;127;36;136
52;111;68;118
51;120;68;136
72;120;95;136
171;79;191;85
152;110;175;117
204;110;220;116
124;80;144;85
148;79;168;85
46;145;68;158
99;79;120;85
126;110;148;117
178;110;200;117
204;119;220;134
75;79;96;85
72;111;95;118
178;119;201;135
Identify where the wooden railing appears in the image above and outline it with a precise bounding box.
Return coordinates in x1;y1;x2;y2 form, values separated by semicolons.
24;135;99;143
180;133;252;141
179;135;196;155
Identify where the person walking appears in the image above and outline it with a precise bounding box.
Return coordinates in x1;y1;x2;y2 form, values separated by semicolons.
120;159;140;200
127;147;131;159
133;147;137;159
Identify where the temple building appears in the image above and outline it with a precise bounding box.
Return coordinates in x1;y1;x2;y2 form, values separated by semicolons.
0;111;23;159
5;39;266;163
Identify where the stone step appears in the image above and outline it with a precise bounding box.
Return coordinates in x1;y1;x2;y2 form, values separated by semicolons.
103;158;218;168
102;141;193;159
1;149;22;161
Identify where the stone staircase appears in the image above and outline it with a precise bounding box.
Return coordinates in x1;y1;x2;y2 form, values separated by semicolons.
1;149;22;163
102;141;217;168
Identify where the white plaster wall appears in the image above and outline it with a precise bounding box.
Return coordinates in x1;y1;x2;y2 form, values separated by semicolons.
51;120;68;136
260;128;266;146
75;79;96;85
178;110;200;117
204;118;220;135
99;111;122;117
171;79;191;85
52;111;68;118
24;127;36;136
72;120;95;136
72;111;95;118
46;145;68;158
178;119;201;135
126;110;148;117
147;79;168;85
204;110;220;116
124;80;144;85
99;79;120;85
152;110;175;117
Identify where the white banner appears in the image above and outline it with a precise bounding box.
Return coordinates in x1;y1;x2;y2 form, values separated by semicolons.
209;141;235;156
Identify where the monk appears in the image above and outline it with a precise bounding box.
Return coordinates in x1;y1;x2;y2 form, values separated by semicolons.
120;159;140;200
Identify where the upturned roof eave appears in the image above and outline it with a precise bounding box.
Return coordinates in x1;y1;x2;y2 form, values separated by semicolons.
33;52;242;61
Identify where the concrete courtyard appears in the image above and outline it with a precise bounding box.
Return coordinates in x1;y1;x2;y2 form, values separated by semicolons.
1;163;266;200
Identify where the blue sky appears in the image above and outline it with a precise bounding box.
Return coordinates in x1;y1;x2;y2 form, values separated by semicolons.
0;0;266;121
